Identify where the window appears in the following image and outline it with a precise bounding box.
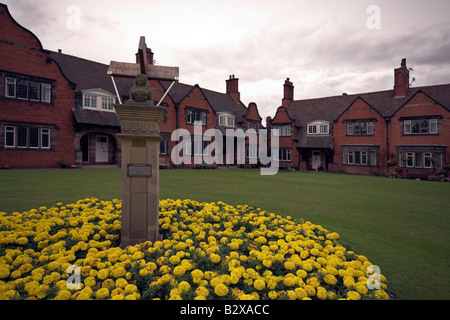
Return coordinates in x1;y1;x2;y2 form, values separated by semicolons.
247;145;258;159
342;148;378;166
3;125;51;150
278;148;292;161
218;114;234;127
41;84;51;103
29;127;39;148
188;109;208;126
401;151;442;169
5;126;15;147
5;77;16;98
41;128;50;149
4;76;51;103
346;121;374;136
160;138;168;155
17;79;29;100
84;95;97;108
29;82;40;101
308;121;329;135
403;118;438;135
102;97;114;110
273;124;292;136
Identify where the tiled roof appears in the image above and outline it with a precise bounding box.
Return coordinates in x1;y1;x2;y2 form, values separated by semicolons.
49;51;133;96
159;80;248;124
288;83;450;127
72;108;120;127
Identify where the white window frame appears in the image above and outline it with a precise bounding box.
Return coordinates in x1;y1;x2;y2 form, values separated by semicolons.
41;83;51;103
5;77;16;98
5;126;15;148
218;113;235;127
403;120;411;134
429;119;438;134
308;121;329;135
41;128;51;149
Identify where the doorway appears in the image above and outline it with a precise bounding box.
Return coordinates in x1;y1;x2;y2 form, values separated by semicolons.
312;151;321;170
95;135;109;162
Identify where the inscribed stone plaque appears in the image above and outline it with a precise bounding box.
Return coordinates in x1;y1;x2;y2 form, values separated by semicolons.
127;164;152;178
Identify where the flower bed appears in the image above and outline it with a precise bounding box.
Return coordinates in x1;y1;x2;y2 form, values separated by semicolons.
0;198;390;300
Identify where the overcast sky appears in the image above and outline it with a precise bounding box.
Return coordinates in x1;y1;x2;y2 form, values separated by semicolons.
3;0;450;121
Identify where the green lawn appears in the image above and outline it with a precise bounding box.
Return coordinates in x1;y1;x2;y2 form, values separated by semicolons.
0;168;449;300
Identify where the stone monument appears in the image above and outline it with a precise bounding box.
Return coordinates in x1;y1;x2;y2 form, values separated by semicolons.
114;74;164;247
108;36;179;247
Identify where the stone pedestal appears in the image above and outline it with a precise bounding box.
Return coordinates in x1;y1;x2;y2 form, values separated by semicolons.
114;102;164;247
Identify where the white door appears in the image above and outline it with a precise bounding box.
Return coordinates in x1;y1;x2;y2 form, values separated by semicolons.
312;151;321;170
95;135;109;162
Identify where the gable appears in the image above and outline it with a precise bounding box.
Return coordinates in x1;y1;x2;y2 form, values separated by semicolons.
0;4;43;50
392;89;450;118
336;97;383;122
272;106;294;124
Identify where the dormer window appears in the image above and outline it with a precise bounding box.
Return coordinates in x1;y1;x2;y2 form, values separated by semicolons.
218;113;235;127
307;121;329;135
82;89;116;112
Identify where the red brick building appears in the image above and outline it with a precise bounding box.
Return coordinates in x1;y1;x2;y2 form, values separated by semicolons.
271;59;450;179
0;4;76;168
0;4;264;168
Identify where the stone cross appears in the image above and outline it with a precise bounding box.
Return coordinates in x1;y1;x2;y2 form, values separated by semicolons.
108;37;179;247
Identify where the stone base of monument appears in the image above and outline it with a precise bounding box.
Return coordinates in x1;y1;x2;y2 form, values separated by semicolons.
115;102;165;247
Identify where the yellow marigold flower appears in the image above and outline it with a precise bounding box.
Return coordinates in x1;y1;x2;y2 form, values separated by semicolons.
284;261;295;271
102;278;115;288
253;279;266;291
302;262;313;272
97;269;109;280
16;237;28;246
112;267;127;278
210;253;221;264
84;276;96;288
287;290;297;300
54;289;72;300
191;269;203;279
195;286;209;297
124;284;137;295
356;284;368;295
268;291;278;300
178;281;191;293
169;255;181;265
294;287;307;300
214;283;229;297
115;278;128;289
324;274;338;286
173;265;186;276
283;277;296;287
343;276;355;288
347;291;361;300
95;288;110;299
316;287;328;300
111;294;124;300
305;285;316;297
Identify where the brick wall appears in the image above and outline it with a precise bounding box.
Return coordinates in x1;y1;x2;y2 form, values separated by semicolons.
333;98;388;175
0;5;75;168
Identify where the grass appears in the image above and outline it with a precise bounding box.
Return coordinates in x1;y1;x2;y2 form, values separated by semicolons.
0;167;449;300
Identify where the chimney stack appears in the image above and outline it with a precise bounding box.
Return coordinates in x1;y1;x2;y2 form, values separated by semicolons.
226;75;240;102
282;78;294;107
394;58;410;97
